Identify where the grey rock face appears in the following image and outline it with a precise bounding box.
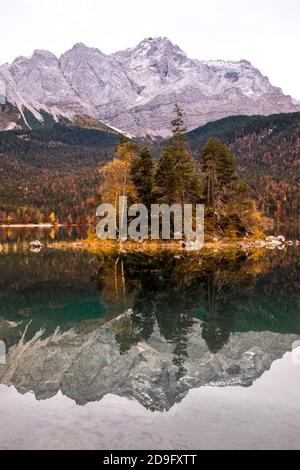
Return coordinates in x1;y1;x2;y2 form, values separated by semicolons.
1;37;299;135
0;317;296;411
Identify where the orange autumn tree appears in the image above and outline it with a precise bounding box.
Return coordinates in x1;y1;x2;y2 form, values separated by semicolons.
98;139;139;216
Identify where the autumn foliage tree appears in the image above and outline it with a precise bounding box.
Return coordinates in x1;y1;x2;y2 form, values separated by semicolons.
98;140;138;221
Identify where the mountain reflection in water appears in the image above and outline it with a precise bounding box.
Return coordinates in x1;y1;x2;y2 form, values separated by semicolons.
0;230;299;411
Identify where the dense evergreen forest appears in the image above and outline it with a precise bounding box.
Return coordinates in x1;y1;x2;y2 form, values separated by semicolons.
0;109;299;227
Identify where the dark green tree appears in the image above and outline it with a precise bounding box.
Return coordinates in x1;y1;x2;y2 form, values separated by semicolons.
130;146;154;208
199;138;267;236
155;104;201;205
200;137;236;209
154;146;180;204
171;103;187;148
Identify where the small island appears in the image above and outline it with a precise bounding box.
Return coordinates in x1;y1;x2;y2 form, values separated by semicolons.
81;105;268;254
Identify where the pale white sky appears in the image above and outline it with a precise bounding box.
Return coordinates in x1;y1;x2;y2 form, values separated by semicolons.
1;0;299;99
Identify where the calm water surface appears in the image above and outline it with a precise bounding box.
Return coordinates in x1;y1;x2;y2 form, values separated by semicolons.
0;227;299;450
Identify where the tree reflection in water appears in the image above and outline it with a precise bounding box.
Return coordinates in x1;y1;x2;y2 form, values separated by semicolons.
95;248;300;376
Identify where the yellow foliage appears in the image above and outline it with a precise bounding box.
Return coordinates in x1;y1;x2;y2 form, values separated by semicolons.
49;212;56;224
98;142;137;210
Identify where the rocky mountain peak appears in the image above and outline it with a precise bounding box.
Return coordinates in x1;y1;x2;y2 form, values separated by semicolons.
12;50;58;67
1;37;300;136
114;36;188;68
71;42;90;50
60;43;107;68
32;49;58;62
132;36;186;55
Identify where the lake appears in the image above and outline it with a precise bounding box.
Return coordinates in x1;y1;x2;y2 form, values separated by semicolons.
0;227;299;450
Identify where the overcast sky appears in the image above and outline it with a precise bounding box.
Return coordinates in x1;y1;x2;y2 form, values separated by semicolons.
1;0;299;99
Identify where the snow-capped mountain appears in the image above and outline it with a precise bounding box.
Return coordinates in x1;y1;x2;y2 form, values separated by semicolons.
1;37;299;136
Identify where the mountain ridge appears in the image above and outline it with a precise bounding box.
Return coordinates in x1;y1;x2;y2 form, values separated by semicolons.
1;37;300;135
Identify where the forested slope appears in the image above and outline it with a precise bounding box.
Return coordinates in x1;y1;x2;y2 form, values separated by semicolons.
187;113;300;221
0;112;299;224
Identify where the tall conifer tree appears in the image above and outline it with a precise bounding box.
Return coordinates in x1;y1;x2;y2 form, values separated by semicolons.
155;104;201;204
200;137;236;209
130;147;154;208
